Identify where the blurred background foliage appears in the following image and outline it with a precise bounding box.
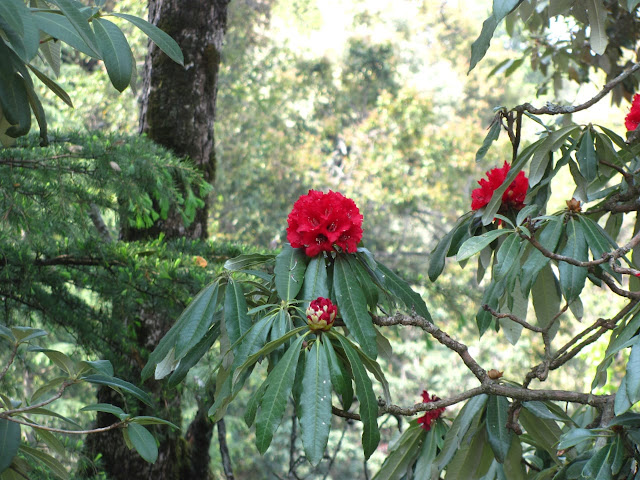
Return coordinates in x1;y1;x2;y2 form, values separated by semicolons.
4;0;636;478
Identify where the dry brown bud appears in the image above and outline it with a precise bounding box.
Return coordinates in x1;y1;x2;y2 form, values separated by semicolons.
488;369;504;380
566;198;581;212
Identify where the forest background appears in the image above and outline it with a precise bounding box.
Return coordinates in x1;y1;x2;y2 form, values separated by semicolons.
1;0;638;479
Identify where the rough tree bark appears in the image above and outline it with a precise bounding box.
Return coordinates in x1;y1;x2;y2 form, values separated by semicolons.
84;1;232;478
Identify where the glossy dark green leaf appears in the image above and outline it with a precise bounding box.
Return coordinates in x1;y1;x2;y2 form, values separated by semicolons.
434;394;488;472
111;12;184;65
343;334;390;404
224;278;251;348
376;262;431;322
486;395;513;463
557;427;597;450
476;119;501;162
50;0;100;57
300;254;328;309
92;17;132;92
255;335;305;454
581;444;612;480
335;333;380;460
322;336;353;410
0;42;31;137
521;217;563;295
27;348;74;376
558;219;588;303
0;418;20;473
577;129;598;182
27;63;72;107
413;422;444;480
244;378;268;428
372;425;424;480
333;255;377;359
142;281;220;380
347;255;379;311
299;341;331;466
0;0;39;62
581;216;619;280
428;213;472;281
531;264;561;338
494;233;521;281
129;416;180;430
445;424;493;479
0;0;24;38
127;423;158;463
82;374;153;406
614;376;632;415
80;359;114;377
274;243;308;301
168;323;219;387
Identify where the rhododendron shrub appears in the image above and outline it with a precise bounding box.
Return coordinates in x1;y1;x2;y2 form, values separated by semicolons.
144;13;640;480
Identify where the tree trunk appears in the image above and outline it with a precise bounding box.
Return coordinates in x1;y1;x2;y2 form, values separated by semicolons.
84;1;231;478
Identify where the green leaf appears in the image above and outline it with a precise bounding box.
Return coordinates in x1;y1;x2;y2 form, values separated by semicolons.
558;219;588;303
581;216;619;279
468;16;499;73
274;244;308;301
0;0;39;62
322;337;353;410
434;395;488;472
0;47;31;138
110;12;184;65
486;395;513;463
376;262;431;323
129;416;180;430
445;424;494;479
223;253;274;271
531;264;562;338
372;425;424;480
80;359;114;377
624;338;640;403
333;255;377;359
593;310;640;389
299;341;332;466
34;428;66;457
557;428;597;450
19;444;68;479
127;423;158;463
413;422;443;480
27;64;73;108
0;419;20;473
340;334;391;405
521;216;564;295
494;233;521;281
92;17;132;92
614;376;632;415
27;348;75;376
244;378;268;428
522;401;576;424
81;374;153;406
335;333;380;460
0;0;25;38
300;255;329;309
168;323;220;387
347;255;379;311
10;326;47;343
50;0;100;56
80;403;127;417
255;336;305;454
224;278;252;349
581;444;612;480
428;213;472;281
33;12;98;58
585;0;607;55
577;129;598;182
457;229;510;261
516;204;539;226
628;0;640;11
529;125;580;187
519;408;561;463
142;281;220;380
476;119;501;162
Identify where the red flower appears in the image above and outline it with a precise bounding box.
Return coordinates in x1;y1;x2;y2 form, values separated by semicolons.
471;161;528;212
306;297;337;331
417;390;445;431
287;190;363;257
626;94;640;132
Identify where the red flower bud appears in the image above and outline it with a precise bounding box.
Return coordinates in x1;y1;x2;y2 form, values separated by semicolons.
306;297;337;331
417;390;445;431
471;162;529;213
287;190;363;257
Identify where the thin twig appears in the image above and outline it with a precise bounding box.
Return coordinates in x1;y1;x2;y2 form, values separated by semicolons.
1;416;124;434
0;343;19;381
482;304;543;332
2;382;72;415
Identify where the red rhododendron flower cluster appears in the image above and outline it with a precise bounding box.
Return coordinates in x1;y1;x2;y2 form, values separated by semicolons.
306;297;337;331
625;94;640;132
287;190;363;257
417;390;445;431
471;161;528;212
